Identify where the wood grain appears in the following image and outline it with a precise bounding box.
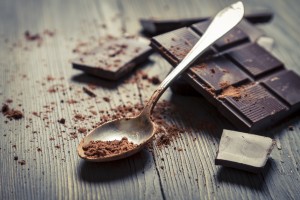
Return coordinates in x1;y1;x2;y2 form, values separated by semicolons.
0;0;300;199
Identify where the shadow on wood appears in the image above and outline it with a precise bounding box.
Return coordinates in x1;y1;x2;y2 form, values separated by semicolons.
168;93;236;139
216;158;273;190
77;149;150;182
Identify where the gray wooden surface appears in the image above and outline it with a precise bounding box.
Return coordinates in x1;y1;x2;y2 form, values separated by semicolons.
1;0;300;199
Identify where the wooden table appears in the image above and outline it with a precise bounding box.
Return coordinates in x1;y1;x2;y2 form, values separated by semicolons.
1;0;300;199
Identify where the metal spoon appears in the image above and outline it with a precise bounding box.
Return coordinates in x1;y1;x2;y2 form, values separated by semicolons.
78;1;244;162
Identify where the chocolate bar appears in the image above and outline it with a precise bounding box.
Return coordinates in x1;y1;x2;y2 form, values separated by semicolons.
72;37;153;80
140;8;273;35
215;129;275;173
151;20;300;131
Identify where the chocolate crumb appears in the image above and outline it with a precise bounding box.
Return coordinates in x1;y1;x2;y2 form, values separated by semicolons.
103;97;110;102
67;99;77;104
14;156;18;161
18;160;26;165
1;104;23;120
74;114;85;121
24;31;41;41
1;104;9;113
57;118;65;124
78;127;87;134
83;87;96;97
6;99;13;103
150;76;160;85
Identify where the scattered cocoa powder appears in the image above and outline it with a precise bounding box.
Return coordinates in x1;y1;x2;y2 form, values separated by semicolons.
219;81;230;89
218;86;242;99
82;137;138;158
74;114;85;121
67;99;78;104
24;31;42;41
43;29;55;37
1;104;24;120
18;160;26;165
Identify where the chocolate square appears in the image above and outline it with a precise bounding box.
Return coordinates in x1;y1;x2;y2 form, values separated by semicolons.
190;56;249;93
215;129;275;173
262;70;300;109
151;27;213;64
222;83;288;125
72;37;152;80
227;43;283;78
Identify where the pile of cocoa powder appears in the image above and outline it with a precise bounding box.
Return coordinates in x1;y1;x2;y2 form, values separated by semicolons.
82;137;138;158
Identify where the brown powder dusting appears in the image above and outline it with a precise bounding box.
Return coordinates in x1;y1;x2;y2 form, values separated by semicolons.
1;104;24;120
24;31;41;41
219;81;230;89
218;86;242;99
82;137;138;158
91;101;183;149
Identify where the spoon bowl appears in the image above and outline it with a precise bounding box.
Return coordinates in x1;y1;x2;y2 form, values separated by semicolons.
77;112;156;162
78;1;245;162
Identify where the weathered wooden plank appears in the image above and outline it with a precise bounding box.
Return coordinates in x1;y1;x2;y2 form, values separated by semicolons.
1;0;300;199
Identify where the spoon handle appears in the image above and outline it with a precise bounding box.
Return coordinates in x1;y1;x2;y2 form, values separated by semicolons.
144;1;244;114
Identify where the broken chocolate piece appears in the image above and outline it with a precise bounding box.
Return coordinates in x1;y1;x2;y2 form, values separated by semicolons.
140;8;273;35
215;129;275;173
151;19;300;131
72;37;153;80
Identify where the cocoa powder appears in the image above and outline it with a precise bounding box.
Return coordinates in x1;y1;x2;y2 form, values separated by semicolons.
1;104;24;120
218;86;243;99
82;137;138;158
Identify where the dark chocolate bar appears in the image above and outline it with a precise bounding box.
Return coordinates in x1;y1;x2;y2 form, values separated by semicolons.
151;20;300;131
72;37;153;80
215;129;275;173
140;8;273;35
